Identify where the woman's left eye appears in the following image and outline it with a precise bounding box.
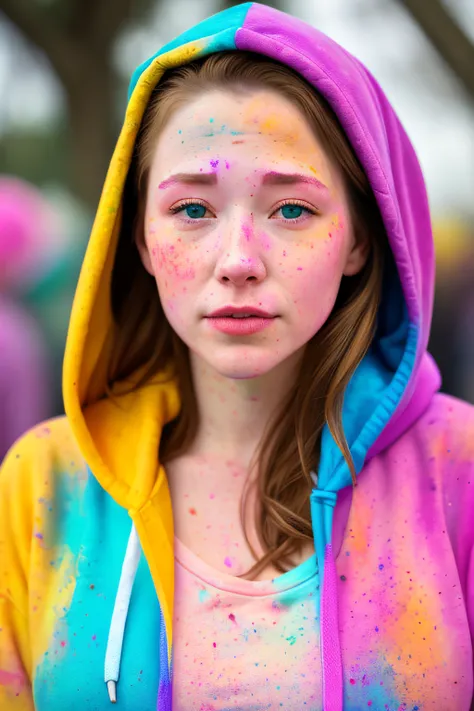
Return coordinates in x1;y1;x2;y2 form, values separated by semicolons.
272;202;315;221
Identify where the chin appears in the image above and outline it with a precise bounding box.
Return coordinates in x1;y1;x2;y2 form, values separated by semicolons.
202;346;285;381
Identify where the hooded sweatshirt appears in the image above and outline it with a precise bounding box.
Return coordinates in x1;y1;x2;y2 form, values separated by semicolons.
1;3;474;710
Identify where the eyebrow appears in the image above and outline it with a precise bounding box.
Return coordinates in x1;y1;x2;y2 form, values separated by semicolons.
158;170;328;191
261;171;328;191
158;172;217;190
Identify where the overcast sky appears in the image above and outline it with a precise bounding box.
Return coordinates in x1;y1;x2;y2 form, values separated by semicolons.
0;0;473;215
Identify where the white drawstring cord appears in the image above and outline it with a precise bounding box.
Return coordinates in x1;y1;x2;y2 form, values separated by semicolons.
104;523;141;703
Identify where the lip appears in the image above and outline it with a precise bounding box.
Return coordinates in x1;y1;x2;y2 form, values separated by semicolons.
206;305;275;318
205;306;277;336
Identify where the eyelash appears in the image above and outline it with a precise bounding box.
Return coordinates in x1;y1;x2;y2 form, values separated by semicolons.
272;199;319;222
169;198;208;214
169;198;319;223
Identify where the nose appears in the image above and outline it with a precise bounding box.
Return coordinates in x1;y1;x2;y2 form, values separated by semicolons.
214;216;267;287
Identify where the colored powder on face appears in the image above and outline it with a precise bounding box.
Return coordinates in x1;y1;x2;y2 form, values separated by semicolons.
228;613;236;623
198;589;211;603
210;159;219;169
209;493;215;499
35;532;43;540
242;221;253;242
189;508;197;516
224;557;232;568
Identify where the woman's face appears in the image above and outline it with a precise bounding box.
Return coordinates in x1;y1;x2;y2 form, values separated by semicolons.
138;88;368;380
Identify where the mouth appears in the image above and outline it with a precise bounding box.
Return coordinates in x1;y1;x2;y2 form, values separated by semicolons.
204;306;277;336
206;306;276;319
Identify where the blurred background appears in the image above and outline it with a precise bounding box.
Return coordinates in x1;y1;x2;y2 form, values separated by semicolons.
0;0;473;460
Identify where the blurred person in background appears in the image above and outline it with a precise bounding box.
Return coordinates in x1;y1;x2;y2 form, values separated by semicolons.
0;176;54;461
1;4;474;711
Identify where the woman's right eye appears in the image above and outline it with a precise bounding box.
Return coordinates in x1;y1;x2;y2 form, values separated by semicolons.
170;202;213;219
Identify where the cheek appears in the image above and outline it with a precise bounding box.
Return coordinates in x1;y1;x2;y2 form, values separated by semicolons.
281;234;347;319
151;241;196;283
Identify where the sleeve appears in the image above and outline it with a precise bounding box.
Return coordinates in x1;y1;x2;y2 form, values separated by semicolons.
440;398;474;648
0;436;35;710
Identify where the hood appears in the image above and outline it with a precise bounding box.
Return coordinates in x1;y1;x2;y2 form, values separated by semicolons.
63;3;441;708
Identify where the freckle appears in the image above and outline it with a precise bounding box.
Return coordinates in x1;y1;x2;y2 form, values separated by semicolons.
89;584;95;590
189;507;197;515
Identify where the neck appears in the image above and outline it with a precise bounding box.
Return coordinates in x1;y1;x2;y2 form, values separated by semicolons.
188;352;302;468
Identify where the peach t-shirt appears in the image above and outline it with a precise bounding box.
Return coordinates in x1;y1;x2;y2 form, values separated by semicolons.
172;537;322;710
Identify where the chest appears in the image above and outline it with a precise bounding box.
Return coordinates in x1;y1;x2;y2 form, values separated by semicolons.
166;454;298;578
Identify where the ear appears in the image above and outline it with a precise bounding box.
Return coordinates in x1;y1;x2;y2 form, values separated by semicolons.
135;209;154;276
343;227;370;277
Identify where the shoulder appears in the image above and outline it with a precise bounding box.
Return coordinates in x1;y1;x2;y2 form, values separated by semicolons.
413;393;474;468
0;417;87;614
1;416;85;495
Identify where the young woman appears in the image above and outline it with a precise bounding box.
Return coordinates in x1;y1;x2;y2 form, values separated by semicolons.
1;3;473;710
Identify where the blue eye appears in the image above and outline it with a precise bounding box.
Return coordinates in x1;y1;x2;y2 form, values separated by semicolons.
280;204;305;220
183;203;207;219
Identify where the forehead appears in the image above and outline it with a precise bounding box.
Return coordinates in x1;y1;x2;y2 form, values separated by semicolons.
151;88;333;174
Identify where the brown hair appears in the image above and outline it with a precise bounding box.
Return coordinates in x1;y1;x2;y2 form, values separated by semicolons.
110;51;386;577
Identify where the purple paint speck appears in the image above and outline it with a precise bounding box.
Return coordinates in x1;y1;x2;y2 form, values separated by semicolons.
224;556;232;568
210;159;219;169
242;222;252;242
35;532;43;540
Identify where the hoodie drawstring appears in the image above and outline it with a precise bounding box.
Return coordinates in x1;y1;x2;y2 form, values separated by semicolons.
105;522;141;703
310;483;343;711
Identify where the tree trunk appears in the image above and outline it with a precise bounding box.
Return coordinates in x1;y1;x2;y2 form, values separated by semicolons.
398;0;474;102
67;63;117;210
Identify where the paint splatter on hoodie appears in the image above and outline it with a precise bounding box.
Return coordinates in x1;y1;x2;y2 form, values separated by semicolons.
1;3;474;710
